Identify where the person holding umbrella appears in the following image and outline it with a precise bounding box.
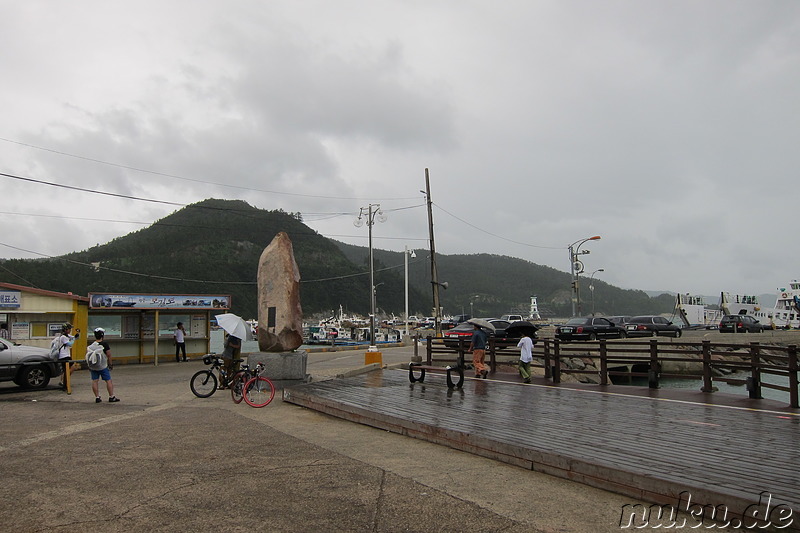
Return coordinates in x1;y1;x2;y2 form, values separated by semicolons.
215;313;249;388
468;322;489;379
220;333;241;388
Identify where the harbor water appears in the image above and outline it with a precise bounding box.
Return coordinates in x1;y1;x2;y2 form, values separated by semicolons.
209;328;315;354
623;373;795;404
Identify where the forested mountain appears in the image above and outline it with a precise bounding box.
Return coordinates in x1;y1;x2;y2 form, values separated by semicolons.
0;199;675;319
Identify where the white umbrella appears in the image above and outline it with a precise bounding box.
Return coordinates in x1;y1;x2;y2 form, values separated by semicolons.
215;313;252;341
467;318;496;332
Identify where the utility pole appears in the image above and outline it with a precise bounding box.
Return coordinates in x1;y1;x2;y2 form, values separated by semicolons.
425;169;442;337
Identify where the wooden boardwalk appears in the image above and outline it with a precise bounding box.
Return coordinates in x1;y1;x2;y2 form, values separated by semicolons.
284;369;800;529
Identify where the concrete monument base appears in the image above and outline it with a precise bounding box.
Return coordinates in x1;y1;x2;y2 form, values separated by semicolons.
247;350;310;388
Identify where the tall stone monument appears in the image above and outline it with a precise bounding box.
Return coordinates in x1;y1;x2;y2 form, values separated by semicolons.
251;231;308;384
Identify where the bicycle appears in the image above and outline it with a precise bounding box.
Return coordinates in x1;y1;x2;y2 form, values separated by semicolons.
228;362;259;404
189;354;245;399
243;363;275;408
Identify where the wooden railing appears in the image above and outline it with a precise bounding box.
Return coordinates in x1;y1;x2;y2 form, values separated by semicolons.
421;336;799;408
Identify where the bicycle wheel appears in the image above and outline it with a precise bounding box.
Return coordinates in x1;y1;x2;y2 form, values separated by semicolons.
229;371;248;404
243;376;275;407
190;370;218;398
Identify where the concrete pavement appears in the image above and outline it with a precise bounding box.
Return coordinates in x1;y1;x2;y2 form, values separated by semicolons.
0;346;729;532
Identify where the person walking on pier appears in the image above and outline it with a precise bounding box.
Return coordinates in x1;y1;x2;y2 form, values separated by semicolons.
468;323;488;379
516;333;534;383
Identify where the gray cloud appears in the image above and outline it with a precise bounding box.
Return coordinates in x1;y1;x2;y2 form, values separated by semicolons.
1;0;799;300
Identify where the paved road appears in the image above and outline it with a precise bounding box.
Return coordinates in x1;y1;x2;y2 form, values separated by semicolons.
0;347;744;532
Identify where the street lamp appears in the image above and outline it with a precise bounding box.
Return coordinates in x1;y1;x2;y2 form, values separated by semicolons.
568;235;601;317
404;246;416;337
355;204;386;350
589;268;604;316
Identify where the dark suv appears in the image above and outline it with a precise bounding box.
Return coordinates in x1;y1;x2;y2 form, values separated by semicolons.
718;315;764;333
625;316;682;338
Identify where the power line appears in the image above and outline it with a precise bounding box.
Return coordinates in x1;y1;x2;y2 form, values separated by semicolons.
0;136;422;201
432;201;564;250
0;170;427;223
1;171;184;207
0;241;427;285
0;210;429;242
0;263;39;289
1;138;561;253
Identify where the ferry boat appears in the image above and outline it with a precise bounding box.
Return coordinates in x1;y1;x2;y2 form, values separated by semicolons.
720;292;761;316
677;282;800;330
751;281;800;329
675;294;722;329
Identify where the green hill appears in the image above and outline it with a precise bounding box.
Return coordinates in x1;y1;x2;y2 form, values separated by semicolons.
0;199;675;319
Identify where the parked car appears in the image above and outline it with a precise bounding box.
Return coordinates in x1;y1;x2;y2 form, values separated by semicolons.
440;314;470;330
0;338;62;388
555;317;626;341
718;315;765;333
442;319;520;349
608;316;632;329
625;316;682;338
416;317;436;329
500;314;524;323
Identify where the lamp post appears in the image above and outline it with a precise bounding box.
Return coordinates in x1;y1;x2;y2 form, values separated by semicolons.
569;235;601;317
589;268;604;316
355;204;386;350
404;246;416;337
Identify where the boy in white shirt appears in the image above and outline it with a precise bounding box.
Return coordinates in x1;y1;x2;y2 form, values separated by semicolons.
516;333;534;384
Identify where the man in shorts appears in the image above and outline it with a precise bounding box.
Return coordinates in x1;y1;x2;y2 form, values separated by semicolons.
87;328;120;403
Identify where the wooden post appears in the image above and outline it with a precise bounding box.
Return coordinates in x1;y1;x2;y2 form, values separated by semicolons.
552;340;561;384
701;340;713;393
748;342;762;400
425;169;443;337
600;339;608;386
63;360;73;394
788;345;798;409
426;336;432;365
154;310;160;366
648;339;659;389
543;340;552;380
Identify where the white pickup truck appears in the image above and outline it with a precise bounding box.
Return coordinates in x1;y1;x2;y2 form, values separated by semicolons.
500;314;524;323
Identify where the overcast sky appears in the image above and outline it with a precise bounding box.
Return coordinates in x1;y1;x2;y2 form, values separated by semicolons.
1;1;798;300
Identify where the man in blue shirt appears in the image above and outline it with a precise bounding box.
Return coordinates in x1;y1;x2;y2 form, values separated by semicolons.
468;324;488;379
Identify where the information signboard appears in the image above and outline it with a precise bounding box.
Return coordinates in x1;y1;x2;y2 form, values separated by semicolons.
89;293;230;310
